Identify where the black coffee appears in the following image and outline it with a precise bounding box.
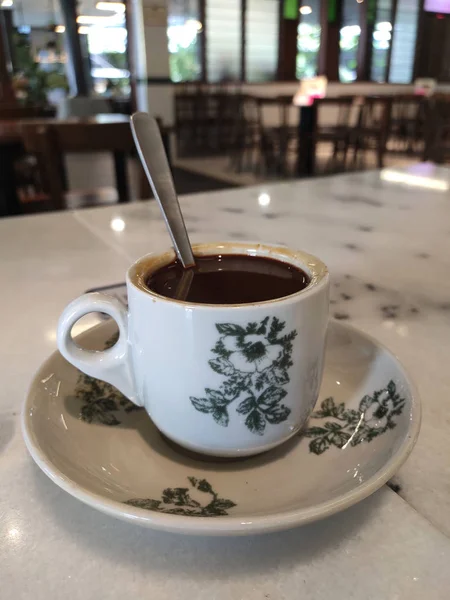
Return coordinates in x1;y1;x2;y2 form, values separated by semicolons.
145;254;310;304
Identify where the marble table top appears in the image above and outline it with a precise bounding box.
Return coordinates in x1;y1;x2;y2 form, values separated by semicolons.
1;163;450;599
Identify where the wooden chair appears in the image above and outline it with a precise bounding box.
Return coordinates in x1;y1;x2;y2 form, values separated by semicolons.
175;92;198;157
351;96;392;169
20;117;135;210
423;95;450;164
313;97;356;174
388;95;427;156
175;87;245;158
253;96;298;177
229;94;260;173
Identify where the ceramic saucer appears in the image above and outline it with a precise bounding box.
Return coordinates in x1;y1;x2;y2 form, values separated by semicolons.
22;320;420;536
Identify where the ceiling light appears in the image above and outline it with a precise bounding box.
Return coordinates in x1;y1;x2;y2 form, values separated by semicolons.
1;0;13;7
77;14;122;24
186;19;203;31
96;2;125;13
373;30;391;41
376;21;392;31
55;25;65;33
299;5;312;14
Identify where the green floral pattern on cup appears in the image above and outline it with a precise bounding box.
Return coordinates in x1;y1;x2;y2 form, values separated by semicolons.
302;380;406;454
75;331;143;426
190;317;297;435
125;477;236;517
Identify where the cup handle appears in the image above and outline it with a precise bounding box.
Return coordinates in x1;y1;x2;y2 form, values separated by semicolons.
57;292;142;406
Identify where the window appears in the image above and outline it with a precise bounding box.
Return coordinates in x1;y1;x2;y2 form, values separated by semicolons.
339;0;361;82
167;0;202;82
389;0;420;83
297;0;321;80
245;0;279;82
86;23;130;96
206;0;241;82
370;0;393;83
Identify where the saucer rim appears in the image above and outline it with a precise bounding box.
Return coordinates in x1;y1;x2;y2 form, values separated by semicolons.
22;320;421;536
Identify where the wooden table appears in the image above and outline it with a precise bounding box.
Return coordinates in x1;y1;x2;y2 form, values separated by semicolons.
0;114;131;218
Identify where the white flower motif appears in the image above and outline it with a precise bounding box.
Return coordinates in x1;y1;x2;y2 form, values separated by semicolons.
223;333;282;372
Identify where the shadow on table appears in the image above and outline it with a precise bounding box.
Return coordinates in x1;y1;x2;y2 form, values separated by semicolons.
30;459;383;578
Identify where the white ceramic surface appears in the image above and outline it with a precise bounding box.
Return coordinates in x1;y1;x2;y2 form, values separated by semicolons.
57;243;329;457
2;164;450;598
24;319;420;535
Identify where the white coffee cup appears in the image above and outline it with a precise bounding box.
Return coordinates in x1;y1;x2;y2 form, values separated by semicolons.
57;242;329;457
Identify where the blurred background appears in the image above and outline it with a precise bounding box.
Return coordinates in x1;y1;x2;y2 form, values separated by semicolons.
0;0;449;216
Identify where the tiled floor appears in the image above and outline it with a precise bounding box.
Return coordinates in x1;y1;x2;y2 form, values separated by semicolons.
175;147;419;188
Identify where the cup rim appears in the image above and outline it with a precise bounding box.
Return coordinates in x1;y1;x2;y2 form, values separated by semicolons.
127;241;329;310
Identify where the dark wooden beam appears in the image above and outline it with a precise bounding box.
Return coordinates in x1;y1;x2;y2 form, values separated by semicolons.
277;0;300;80
0;9;15;72
0;9;15;104
412;0;426;80
200;0;207;82
385;0;398;82
59;0;90;96
318;0;343;82
241;0;246;81
124;0;137;112
357;0;376;81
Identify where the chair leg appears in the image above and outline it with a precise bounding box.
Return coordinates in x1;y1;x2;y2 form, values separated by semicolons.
377;139;385;169
114;151;130;203
37;127;65;210
342;137;350;169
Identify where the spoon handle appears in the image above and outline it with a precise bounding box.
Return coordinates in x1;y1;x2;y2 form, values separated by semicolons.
131;112;195;268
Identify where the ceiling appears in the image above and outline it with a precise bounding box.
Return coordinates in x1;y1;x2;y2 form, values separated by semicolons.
10;0;120;28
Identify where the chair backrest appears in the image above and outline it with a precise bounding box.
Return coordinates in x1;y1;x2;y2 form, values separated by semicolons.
356;96;392;137
175;93;197;123
20;117;135;210
315;96;356;129
390;94;424;121
387;94;427;152
255;96;296;131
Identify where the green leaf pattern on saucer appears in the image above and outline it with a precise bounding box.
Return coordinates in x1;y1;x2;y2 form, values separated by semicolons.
190;317;297;435
75;331;143;426
125;477;236;517
302;380;406;455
